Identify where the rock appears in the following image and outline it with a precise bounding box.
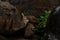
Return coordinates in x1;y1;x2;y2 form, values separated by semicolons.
24;23;35;38
46;6;60;40
48;33;58;40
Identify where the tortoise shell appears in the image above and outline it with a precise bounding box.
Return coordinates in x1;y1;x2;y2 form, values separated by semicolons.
0;1;25;34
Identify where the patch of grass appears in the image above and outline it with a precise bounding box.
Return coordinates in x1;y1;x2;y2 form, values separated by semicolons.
35;10;51;32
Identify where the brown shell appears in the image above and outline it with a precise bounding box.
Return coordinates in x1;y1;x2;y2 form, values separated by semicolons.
0;1;25;34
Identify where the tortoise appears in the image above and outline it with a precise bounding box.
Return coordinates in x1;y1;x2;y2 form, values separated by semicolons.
0;0;29;35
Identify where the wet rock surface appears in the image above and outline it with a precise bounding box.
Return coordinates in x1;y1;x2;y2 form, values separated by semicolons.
46;6;60;40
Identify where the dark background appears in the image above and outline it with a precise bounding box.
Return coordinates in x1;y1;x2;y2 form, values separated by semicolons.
8;0;59;16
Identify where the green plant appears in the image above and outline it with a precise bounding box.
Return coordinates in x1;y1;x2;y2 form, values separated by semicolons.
35;10;51;32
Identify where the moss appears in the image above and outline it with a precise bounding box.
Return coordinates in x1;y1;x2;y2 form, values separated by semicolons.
35;10;51;32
